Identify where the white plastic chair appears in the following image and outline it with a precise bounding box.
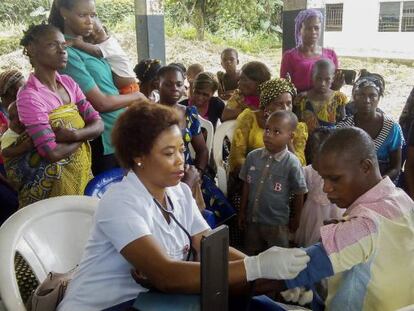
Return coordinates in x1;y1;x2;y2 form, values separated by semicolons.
189;116;215;159
396;305;414;311
212;120;236;196
0;195;99;311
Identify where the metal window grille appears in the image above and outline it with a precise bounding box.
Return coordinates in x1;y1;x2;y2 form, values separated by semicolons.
402;1;414;31
378;2;401;32
326;3;344;31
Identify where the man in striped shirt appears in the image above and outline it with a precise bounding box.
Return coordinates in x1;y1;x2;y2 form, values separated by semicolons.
285;127;414;311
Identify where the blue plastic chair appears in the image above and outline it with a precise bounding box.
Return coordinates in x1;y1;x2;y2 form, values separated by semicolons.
84;168;124;198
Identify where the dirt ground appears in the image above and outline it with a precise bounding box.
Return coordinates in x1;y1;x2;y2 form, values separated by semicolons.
1;30;412;119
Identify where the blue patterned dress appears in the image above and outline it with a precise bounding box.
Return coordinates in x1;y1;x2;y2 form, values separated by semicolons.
181;105;235;224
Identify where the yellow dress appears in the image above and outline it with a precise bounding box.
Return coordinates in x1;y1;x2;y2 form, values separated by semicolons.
5;104;93;208
229;109;308;173
295;91;348;134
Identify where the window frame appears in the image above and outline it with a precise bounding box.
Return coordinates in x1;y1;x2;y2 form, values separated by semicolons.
402;1;414;31
378;1;402;32
325;3;344;32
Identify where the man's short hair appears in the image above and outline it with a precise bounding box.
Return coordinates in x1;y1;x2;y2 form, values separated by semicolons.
320;127;378;166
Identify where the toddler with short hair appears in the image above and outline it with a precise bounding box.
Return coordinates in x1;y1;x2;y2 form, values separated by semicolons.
71;17;139;94
239;110;307;254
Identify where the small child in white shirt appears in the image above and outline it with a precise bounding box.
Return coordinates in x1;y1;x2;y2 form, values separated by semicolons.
72;17;139;94
295;127;344;247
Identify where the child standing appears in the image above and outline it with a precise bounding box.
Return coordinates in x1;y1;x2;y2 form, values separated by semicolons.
239;110;307;254
71;17;139;94
294;58;348;134
217;48;241;101
295;127;344;247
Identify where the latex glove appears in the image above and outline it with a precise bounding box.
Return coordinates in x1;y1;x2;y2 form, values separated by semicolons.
281;287;313;306
243;246;310;281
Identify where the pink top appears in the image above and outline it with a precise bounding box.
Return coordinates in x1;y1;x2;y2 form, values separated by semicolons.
244;95;260;109
17;73;100;157
280;47;338;93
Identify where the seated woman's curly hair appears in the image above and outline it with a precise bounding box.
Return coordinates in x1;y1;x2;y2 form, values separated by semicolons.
112;101;180;169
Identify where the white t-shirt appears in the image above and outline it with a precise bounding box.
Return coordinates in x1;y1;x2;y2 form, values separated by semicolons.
58;171;209;311
97;36;136;79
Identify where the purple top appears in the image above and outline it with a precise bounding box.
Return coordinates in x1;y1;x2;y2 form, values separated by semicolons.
17;73;100;157
280;47;339;93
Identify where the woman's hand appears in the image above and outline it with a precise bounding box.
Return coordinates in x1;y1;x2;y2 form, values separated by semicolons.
181;164;200;189
54;126;77;142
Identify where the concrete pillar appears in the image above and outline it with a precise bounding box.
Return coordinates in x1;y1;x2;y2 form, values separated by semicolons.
134;0;166;64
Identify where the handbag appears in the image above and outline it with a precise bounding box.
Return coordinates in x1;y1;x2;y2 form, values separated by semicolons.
26;268;76;311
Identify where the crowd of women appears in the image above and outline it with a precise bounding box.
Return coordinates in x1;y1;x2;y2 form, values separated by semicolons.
0;2;413;310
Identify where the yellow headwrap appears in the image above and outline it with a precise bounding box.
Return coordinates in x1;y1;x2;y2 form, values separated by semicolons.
259;78;297;109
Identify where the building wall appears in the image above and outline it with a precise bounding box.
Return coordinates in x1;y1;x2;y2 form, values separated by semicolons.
308;0;414;59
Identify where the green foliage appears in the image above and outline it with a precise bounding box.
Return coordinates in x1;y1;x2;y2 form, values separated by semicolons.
0;0;49;24
0;37;21;56
95;0;135;27
164;0;283;38
165;20;281;54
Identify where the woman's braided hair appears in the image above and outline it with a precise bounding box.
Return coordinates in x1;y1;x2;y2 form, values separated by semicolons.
20;23;58;48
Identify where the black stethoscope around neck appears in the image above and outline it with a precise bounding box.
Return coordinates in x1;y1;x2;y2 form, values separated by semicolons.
152;195;196;261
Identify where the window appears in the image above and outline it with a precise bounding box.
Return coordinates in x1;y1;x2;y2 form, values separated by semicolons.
402;1;414;31
326;3;344;31
378;2;401;32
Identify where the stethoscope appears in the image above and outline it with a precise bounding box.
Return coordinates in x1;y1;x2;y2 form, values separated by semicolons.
152;195;196;261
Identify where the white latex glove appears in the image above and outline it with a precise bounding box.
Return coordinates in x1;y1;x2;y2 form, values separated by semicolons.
243;246;310;281
281;287;313;306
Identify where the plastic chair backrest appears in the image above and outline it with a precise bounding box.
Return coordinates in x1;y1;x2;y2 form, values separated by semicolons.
212;120;236;169
0;195;99;311
189;116;214;159
84;168;124;199
212;120;236;195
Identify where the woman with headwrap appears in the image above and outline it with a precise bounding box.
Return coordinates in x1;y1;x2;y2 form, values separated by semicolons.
180;72;225;129
229;78;308;175
221;61;271;121
280;8;343;93
337;71;404;181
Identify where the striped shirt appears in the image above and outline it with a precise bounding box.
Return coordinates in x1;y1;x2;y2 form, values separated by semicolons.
17;73;100;157
337;114;404;174
286;177;414;310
